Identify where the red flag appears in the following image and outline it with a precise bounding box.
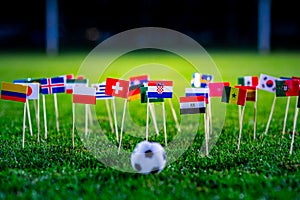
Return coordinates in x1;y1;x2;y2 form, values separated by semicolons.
209;82;230;97
105;78;130;98
235;86;257;102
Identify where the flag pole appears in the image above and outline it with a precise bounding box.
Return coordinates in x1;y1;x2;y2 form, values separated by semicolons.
72;103;75;149
253;100;257;140
238;105;246;150
162;101;167;146
22;101;27;148
290;96;299;155
265;95;277;134
88;104;93;126
118;99;128;155
33;99;38;126
26;100;33;136
37;97;40;143
204;110;208;156
282;96;290;135
208;97;212;136
146;98;150;141
112;98;118;142
105;99;114;133
42;95;48;139
54;93;60;133
149;103;159;135
168;98;181;132
85;104;88;136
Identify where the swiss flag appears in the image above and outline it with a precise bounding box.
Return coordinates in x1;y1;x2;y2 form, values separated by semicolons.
105;78;130;98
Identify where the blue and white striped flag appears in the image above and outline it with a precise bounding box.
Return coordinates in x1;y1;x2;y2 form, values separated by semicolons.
92;82;114;100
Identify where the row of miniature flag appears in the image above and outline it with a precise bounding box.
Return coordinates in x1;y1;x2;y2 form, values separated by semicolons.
1;73;300;107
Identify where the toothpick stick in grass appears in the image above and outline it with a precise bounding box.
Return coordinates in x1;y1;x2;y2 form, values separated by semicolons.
265;95;277;135
88;104;93;126
42;95;48;139
118;99;128;155
290;96;299;155
22;101;27;148
237;105;246;150
105;99;114;133
168;98;181;132
204;110;208;156
72;103;75;149
253;100;257;140
149;103;159;135
26;100;33;136
282;96;290;135
53;93;60;133
112;98;118;142
85;104;89;136
37;97;40;143
146;98;150;141
162;101;167;146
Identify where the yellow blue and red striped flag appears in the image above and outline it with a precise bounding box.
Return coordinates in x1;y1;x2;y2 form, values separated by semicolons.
1;82;28;103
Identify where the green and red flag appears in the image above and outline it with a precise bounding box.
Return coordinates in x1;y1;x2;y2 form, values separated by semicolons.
238;76;258;87
222;86;247;106
275;79;299;97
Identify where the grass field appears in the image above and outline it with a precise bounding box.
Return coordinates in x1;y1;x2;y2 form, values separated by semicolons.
0;50;299;199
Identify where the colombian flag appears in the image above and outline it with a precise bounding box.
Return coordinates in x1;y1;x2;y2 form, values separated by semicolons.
1;82;28;103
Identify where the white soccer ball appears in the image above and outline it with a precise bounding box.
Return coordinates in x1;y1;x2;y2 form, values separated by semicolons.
131;141;166;174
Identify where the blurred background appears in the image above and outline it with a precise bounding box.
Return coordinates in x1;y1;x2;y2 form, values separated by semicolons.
0;0;299;54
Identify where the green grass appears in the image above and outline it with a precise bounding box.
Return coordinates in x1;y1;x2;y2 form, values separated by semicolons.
0;50;300;199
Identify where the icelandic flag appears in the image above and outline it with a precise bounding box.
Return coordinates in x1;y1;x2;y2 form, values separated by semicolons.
40;77;65;94
185;88;209;104
148;80;173;98
92;82;114;100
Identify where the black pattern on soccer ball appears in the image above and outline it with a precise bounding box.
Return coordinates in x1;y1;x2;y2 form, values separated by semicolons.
135;163;142;171
150;167;160;174
145;150;154;158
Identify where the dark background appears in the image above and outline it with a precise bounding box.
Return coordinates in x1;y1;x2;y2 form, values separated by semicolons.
0;0;299;51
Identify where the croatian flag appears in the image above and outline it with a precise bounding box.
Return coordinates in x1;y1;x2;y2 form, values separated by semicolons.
148;80;173;98
40;77;65;94
92;82;114;100
185;88;209;104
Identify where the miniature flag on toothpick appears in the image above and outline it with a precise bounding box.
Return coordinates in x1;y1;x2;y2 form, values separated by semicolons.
258;74;278;93
222;86;247;106
92;82;115;136
221;86;247;150
180;96;206;115
191;73;213;88
148;80;173;98
238;76;259;87
1;82;28;148
258;74;279;135
66;79;88;94
1;82;28;103
73;86;96;105
128;83;143;101
40;77;66;94
92;82;114;100
235;86;257;102
140;87;164;103
185;88;209;103
129;75;148;86
208;82;230;97
275;79;299;97
105;78;130;98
